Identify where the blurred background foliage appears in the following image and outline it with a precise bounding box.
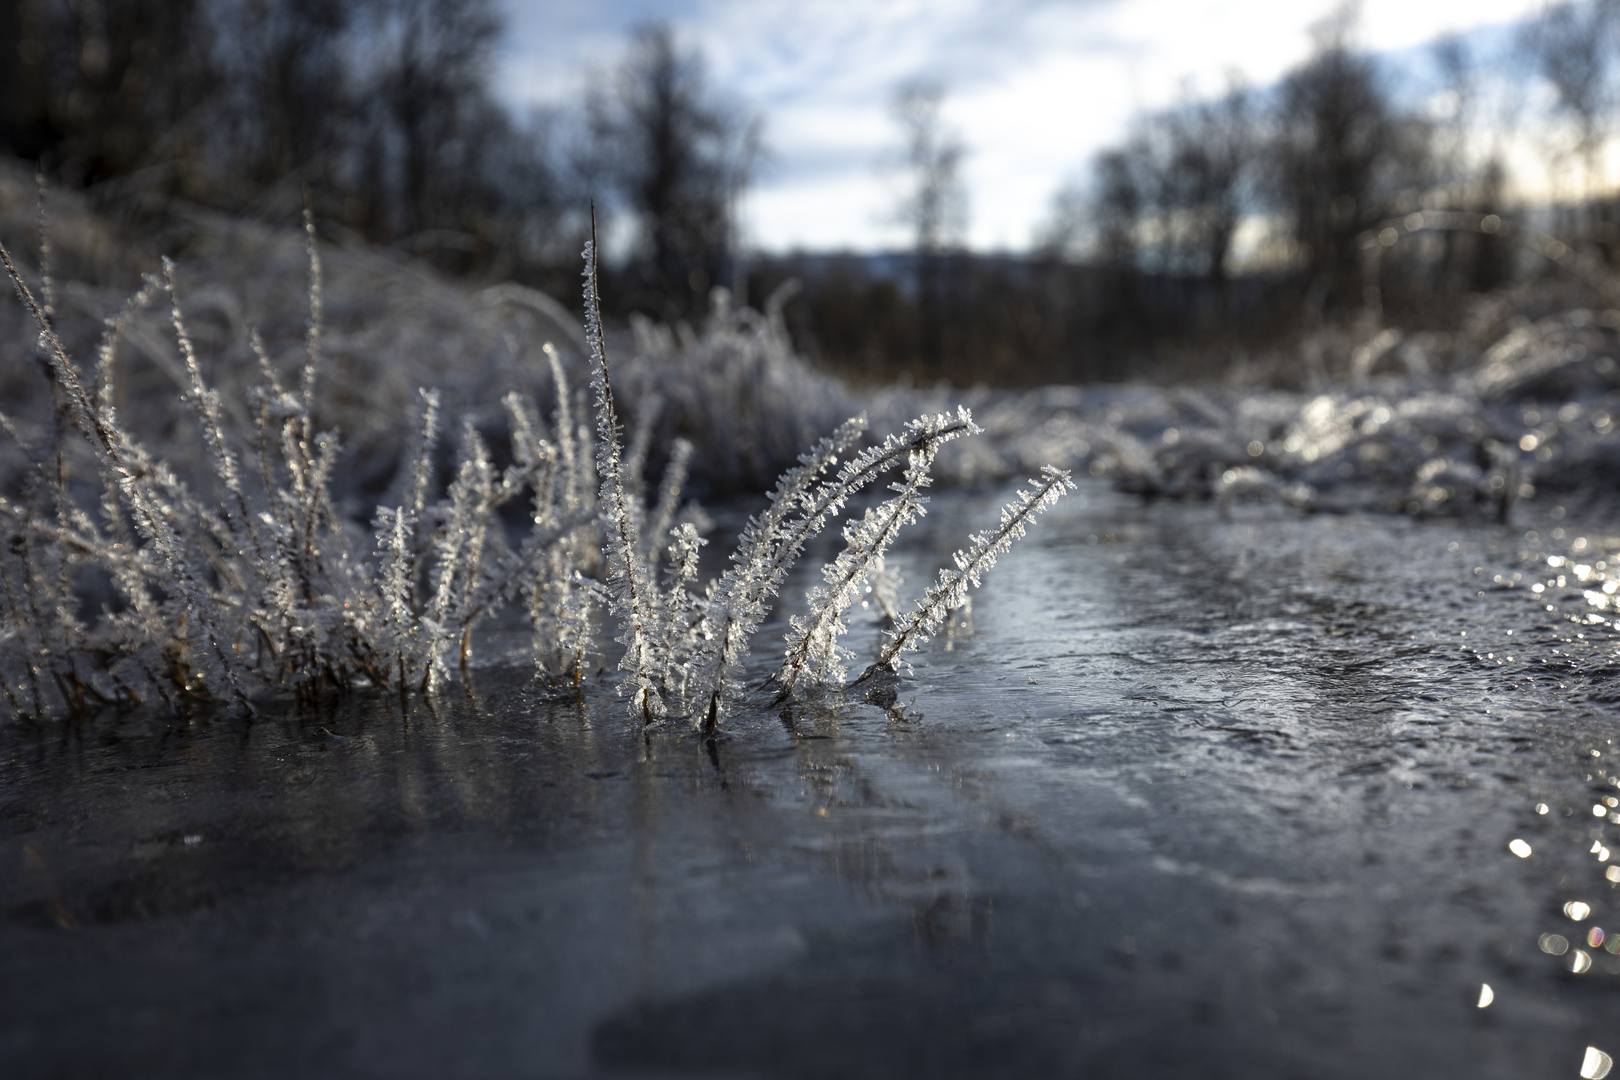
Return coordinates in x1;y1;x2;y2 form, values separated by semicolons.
6;1;1620;389
0;1;754;323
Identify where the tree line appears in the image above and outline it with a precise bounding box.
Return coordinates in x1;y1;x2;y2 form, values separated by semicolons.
1043;9;1504;341
10;1;1620;385
759;3;1620;387
0;1;754;322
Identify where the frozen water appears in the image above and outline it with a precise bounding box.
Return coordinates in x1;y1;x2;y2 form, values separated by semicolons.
5;480;1620;1078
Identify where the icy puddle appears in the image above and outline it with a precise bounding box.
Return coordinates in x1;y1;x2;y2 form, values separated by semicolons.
5;479;1620;1079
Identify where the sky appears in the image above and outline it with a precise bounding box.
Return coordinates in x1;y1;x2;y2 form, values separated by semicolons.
496;0;1553;254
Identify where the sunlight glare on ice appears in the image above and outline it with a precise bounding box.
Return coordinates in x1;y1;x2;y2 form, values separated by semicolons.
1510;839;1533;858
1582;1046;1614;1079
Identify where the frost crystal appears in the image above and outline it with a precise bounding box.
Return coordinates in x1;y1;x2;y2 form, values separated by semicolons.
0;223;1071;728
774;422;960;695
859;466;1075;683
583;235;665;722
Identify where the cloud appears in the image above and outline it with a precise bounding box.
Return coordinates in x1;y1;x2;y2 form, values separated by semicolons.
497;0;1549;252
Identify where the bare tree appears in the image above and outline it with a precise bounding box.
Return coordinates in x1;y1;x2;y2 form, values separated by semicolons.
1154;83;1254;296
0;0;53;164
1430;32;1477;200
1044;80;1251;330
589;24;758;321
1425;34;1515;290
1519;0;1620;199
0;0;573;282
1089;147;1146;268
369;0;504;241
888;80;968;372
1268;7;1432;317
0;0;219;190
1519;0;1620;255
214;0;356;207
890;81;968;256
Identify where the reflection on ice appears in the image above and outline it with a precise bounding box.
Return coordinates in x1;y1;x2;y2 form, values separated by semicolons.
1565;901;1593;921
1476;983;1494;1008
1582;1047;1614;1080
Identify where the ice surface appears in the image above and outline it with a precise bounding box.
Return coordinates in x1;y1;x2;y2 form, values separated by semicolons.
5;484;1619;1078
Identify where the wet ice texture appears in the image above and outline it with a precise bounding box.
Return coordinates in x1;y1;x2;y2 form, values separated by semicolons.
6;490;1620;1078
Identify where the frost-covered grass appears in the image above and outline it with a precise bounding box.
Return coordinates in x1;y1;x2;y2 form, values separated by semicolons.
974;291;1620;520
958;213;1620;517
0;205;1072;726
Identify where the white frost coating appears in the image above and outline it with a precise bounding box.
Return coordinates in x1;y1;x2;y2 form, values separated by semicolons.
524;347;597;685
167;259;262;566
858;465;1075;683
775;432;950;694
646;437;693;566
543;345;582;514
684;415;864;727
298;208;323;439
0;224;1071;726
420;422;495;692
583;236;665;722
3;243;255;711
94;275;158;410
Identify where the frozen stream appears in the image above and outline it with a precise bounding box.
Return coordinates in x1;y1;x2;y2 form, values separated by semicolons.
4;479;1620;1078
